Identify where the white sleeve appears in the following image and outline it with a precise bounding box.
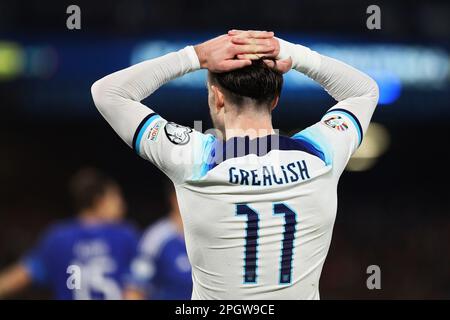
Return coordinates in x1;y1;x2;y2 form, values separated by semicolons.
91;46;214;184
278;38;379;175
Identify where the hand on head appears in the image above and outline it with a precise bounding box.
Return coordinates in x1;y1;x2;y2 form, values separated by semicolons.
194;30;292;73
228;30;293;73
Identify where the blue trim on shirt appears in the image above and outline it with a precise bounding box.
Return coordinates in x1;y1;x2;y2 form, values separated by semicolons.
133;113;161;154
194;134;330;180
292;129;333;166
195;134;217;180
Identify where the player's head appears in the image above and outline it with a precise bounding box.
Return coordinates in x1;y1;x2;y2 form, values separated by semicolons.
207;59;283;135
69;167;126;222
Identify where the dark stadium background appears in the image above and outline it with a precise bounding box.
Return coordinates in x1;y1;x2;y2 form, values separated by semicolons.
0;0;449;299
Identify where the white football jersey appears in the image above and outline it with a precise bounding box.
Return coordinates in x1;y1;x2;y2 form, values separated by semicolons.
133;106;364;300
92;43;378;299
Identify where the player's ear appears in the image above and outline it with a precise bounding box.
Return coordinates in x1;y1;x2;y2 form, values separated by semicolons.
270;96;279;111
211;85;225;113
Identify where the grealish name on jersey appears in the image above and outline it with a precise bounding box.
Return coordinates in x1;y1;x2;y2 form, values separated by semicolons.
229;160;310;186
93;40;379;300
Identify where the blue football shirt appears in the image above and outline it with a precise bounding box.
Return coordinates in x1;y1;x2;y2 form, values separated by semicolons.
128;218;192;300
23;219;139;300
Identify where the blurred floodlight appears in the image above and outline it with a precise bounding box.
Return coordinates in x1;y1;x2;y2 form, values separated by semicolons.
314;44;449;88
370;71;402;105
0;41;25;80
131;41;207;88
346;122;390;172
131;41;449;104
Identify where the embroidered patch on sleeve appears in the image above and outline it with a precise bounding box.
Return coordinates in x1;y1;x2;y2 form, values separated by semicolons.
323;115;349;132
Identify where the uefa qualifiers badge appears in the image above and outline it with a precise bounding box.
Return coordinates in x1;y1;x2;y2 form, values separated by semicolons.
323;115;349;132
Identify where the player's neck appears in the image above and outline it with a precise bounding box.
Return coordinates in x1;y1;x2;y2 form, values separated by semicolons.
224;111;275;140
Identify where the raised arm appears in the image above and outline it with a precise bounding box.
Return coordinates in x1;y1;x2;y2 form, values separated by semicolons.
229;30;379;138
275;38;379;135
0;264;32;299
91;33;276;148
91;46;200;147
91;33;276;182
228;30;379;137
229;29;380;174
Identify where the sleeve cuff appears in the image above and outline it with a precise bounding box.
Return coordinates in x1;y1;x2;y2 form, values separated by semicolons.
179;46;201;72
276;38;321;74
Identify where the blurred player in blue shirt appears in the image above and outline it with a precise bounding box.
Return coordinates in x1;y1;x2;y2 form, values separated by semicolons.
124;182;192;300
0;168;138;300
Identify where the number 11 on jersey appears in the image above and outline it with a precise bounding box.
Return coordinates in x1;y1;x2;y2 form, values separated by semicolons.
236;203;297;285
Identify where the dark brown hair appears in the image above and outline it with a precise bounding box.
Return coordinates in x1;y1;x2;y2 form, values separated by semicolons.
68;167;117;212
208;59;283;111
